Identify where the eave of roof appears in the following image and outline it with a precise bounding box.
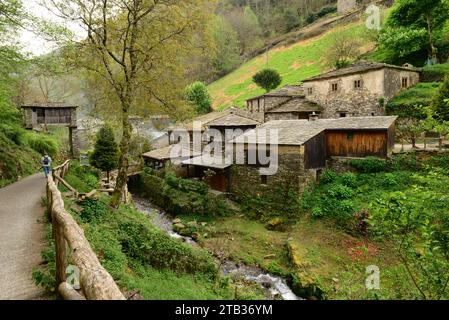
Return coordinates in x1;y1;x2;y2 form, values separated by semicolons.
302;61;421;83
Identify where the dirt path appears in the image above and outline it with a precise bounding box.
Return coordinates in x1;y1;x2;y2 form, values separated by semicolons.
0;173;47;300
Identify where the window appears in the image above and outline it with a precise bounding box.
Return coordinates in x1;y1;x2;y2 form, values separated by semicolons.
339;112;347;118
347;132;354;140
307;87;313;95
260;175;268;185
331;83;338;92
354;80;362;89
402;77;409;88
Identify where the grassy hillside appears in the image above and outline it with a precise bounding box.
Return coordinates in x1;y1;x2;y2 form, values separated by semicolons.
208;20;374;109
0;98;60;187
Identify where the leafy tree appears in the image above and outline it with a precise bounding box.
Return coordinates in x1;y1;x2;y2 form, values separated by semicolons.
226;6;263;56
325;32;361;69
396;118;425;149
252;69;282;93
185;82;212;115
48;0;212;207
432;75;449;121
212;16;240;76
374;192;449;299
90;125;119;184
379;0;449;63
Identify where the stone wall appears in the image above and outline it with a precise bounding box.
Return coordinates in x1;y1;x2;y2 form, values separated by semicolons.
308;89;385;118
230;145;310;196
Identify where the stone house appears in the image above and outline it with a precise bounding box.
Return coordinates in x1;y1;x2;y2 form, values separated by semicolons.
302;61;420;118
229;116;397;194
246;85;322;122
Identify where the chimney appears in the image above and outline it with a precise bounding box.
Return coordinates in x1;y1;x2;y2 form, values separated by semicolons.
309;112;319;121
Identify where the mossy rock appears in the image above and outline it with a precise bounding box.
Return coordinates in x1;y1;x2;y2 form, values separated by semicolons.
173;223;186;233
289;272;325;300
265;217;287;231
286;241;302;269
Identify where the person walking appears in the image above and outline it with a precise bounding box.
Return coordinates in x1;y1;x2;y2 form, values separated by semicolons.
41;153;53;178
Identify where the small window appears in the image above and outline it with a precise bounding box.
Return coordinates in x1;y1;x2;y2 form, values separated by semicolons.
354;80;362;89
371;113;375;116
402;77;409;88
340;112;347;118
347;132;354;140
307;87;313;95
261;175;268;185
331;83;338;92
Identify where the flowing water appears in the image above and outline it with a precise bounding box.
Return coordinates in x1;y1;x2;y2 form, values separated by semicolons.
132;195;303;301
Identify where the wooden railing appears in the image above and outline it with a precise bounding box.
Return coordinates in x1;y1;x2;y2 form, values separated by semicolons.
47;160;125;300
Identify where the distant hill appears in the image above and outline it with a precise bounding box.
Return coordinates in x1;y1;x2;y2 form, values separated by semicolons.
208;13;376;109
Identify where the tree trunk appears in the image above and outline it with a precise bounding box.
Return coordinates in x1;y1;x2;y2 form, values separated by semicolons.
111;99;132;208
426;14;437;62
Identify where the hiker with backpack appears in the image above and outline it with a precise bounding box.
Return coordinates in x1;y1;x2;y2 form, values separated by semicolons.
41;154;53;178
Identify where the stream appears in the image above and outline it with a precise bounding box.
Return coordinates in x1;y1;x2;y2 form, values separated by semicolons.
132;195;303;301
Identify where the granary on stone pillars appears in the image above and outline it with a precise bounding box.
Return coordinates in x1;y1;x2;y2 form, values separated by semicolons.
21;103;80;158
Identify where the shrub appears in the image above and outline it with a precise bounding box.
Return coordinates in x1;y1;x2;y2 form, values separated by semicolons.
80;199;109;223
327;185;354;200
349;157;386;173
320;170;337;185
339;172;358;188
421;63;449;82
311;207;324;218
317;6;337;18
117;210;217;276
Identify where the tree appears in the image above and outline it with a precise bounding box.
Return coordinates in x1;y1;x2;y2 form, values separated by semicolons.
185;82;212;115
433;75;449;121
47;0;212;207
211;16;240;76
380;0;449;63
226;6;263;56
325;31;361;69
396;118;425;149
252;69;282;93
90;125;119;185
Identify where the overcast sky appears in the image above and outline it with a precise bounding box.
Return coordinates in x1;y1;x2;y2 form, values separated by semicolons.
20;0;85;56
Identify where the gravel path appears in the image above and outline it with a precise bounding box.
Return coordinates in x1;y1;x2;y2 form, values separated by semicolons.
0;173;47;300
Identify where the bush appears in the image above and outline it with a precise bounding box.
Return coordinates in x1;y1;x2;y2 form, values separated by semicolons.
421;63;449;82
317;6;337;18
339;172;358;188
320;170;337;185
80;199;109;223
116;208;218;276
327;185;354;200
349;157;386;173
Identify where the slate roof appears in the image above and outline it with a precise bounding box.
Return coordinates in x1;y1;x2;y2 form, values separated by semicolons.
302;61;420;82
182;155;232;169
207;114;260;127
142;145;201;161
168;108;259;132
21;103;78;109
247;85;305;101
266;98;322;113
232;116;397;146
